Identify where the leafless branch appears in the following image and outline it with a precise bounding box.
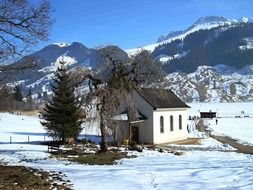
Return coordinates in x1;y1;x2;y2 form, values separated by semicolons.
0;0;53;62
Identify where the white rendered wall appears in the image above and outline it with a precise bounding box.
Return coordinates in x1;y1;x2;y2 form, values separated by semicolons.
153;108;188;144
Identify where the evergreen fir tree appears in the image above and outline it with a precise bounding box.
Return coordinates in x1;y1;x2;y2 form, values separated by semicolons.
43;91;49;101
26;88;33;110
0;85;12;110
40;61;84;142
37;92;42;99
13;85;23;102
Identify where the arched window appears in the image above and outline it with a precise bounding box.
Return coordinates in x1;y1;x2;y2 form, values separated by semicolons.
179;115;182;130
160;116;164;133
170;115;174;131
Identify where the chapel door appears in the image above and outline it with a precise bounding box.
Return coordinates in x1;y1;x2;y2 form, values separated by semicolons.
131;126;139;143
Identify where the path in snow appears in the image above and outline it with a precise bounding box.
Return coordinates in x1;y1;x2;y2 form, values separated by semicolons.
211;135;253;154
189;102;253;145
198;119;253;154
1;113;253;189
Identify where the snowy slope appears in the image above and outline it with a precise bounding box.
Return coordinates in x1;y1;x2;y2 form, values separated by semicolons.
1;112;253;190
160;65;253;102
3;16;253;103
3;44;129;100
126;16;241;55
239;37;253;50
189;102;253;145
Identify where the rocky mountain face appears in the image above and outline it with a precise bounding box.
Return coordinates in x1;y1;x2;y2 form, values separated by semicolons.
3;16;253;103
160;65;253;102
153;22;253;73
149;16;253;102
2;42;129;97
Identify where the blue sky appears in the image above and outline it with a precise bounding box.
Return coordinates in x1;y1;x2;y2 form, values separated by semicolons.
44;0;253;50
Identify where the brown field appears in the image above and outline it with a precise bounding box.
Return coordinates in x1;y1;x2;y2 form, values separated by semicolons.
0;164;72;190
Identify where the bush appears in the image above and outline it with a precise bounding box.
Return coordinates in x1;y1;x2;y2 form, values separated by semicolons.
129;141;137;148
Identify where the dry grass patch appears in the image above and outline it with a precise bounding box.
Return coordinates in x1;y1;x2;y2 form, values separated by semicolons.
167;138;201;145
19;110;40;116
71;152;136;165
0;165;71;190
53;151;136;165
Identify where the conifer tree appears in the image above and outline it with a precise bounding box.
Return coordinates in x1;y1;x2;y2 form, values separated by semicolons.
43;91;49;101
13;85;23;102
40;61;84;142
37;92;42;99
0;85;12;110
26;88;33;110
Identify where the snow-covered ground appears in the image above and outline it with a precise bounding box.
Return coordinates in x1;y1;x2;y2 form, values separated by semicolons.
1;104;253;190
1;146;253;190
188;102;253;118
0;113;51;143
168;137;235;151
188;102;253;145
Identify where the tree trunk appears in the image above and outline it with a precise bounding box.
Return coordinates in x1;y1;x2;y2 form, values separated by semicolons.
100;123;108;152
99;109;108;152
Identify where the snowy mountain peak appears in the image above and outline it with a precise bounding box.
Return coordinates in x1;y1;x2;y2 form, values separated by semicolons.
157;30;184;43
52;42;87;49
192;16;233;26
238;16;253;23
127;16;236;55
157;16;232;43
239;17;249;23
53;42;70;47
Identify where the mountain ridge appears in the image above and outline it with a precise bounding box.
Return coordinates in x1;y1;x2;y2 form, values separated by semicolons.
161;65;253;102
157;16;235;43
2;15;253;103
126;16;253;55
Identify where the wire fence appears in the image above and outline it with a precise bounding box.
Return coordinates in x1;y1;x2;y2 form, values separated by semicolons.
6;135;51;144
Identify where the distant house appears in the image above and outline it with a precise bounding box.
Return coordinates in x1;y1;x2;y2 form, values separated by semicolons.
115;88;190;144
200;111;216;119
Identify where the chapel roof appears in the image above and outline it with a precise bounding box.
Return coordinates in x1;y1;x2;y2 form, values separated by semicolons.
135;88;190;109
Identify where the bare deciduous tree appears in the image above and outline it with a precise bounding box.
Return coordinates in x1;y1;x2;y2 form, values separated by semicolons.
0;0;53;109
0;61;35;74
82;50;164;152
0;0;53;62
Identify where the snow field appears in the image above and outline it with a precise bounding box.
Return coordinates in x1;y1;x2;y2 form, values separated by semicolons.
1;102;253;190
189;102;253;145
0;113;51;143
1;145;253;190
